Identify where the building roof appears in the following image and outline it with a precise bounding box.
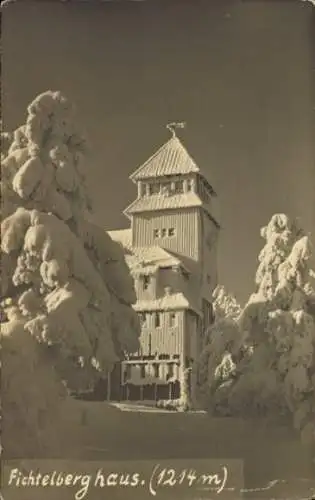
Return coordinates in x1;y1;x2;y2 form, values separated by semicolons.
107;229;201;315
126;248;181;271
123;193;220;229
129;136;215;192
130;136;198;181
107;229;133;250
124;192;203;216
108;229;190;273
133;293;201;315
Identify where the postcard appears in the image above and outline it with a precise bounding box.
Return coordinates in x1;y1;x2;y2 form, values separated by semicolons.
1;1;314;499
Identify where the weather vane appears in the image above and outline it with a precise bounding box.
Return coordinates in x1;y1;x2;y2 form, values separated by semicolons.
166;122;186;137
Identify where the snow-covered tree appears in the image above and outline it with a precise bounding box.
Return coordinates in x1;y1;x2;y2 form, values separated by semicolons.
1;91;140;456
1;307;68;457
195;286;242;411
236;216;314;439
211;285;243;323
197;214;315;448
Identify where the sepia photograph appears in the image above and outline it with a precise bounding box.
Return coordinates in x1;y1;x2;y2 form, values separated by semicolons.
1;0;315;499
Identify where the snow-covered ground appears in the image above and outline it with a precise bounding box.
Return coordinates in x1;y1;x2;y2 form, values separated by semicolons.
5;398;302;500
110;401;207;413
55;400;315;488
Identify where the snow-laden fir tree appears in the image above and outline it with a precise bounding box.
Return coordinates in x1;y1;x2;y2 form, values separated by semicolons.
195;285;242;411
235;215;314;443
198;214;315;448
1;91;140;456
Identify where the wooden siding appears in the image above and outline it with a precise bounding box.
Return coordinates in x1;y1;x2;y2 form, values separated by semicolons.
134;273;157;301
185;310;202;406
137;310;184;356
157;267;181;297
132;208;200;263
200;209;219;302
184;310;199;362
196;175;213;212
156;267;195;299
157;268;203;316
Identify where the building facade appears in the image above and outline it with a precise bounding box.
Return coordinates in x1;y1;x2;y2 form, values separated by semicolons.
106;129;220;405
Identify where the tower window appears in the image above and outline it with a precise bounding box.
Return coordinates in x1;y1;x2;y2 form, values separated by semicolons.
143;275;151;290
168;228;175;237
140;365;146;378
139;183;146;197
161;183;170;195
166;363;174;381
154;312;161;328
202;299;213;327
186;179;193;192
153;363;160;378
153;227;176;238
159;354;169;360
169;312;177;327
139;312;147;326
124;365;131;383
173;180;183;193
149;183;160;195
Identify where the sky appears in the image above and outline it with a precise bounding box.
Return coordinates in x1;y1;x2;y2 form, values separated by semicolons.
2;0;314;304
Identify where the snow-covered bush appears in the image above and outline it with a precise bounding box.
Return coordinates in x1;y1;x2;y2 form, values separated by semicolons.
1;91;140;456
156;399;182;411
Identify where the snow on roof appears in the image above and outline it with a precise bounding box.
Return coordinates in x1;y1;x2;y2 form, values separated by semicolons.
124;192;203;216
129;264;159;276
129;135;216;192
107;229;132;250
107;229;193;276
107;230;200;313
127;246;192;277
127;245;180;267
133;292;201;315
130;136;199;181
